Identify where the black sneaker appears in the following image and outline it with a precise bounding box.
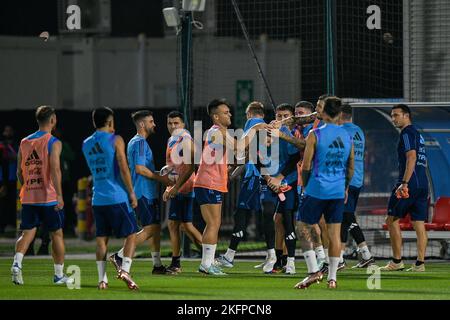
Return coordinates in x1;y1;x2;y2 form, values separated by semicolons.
320;262;329;274
352;257;376;269
166;265;182;274
152;265;169;275
109;253;123;272
337;260;346;272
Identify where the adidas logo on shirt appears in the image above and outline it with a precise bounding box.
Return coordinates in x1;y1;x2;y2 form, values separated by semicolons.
88;142;104;155
328;137;345;149
25;149;42;166
353;132;363;141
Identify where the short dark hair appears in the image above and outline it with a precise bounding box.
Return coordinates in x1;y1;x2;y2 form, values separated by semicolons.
295;101;314;113
207;98;231;116
392;104;411;117
323;97;342;118
131;110;153;125
35;106;55;125
167;111;184;122
246;101;264;117
276;103;294;115
92;107;114;129
340;104;352;119
318;94;330;101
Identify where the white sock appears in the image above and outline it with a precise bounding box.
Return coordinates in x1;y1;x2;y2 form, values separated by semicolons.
324;248;329;263
303;250;319;274
339;250;345;263
152;252;162;267
224;248;236;262
328;257;340;282
359;245;372;260
13;252;24;268
96;261;108;283
315;245;326;260
201;244;217;268
287;257;295;265
267;248;276;259
122;257;132;273
54;264;64;278
117;248;124;259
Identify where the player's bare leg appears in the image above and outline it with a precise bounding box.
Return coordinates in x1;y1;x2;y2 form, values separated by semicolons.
294;222;323;289
408;221;427;271
182;222;203;248
118;233;138;290
326;223;341;288
198;203;226;275
12;228;37;285
97;236;109;289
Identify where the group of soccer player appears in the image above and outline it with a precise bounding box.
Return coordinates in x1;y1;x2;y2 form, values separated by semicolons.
10;93;430;291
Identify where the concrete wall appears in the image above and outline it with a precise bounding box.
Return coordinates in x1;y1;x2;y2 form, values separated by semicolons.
0;35;300;110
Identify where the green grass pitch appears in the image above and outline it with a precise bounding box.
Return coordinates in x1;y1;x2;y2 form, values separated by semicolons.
1;259;449;300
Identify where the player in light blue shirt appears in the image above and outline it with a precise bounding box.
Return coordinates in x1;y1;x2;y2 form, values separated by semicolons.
110;110;173;275
82;107;138;290
339;104;374;269
296;97;354;290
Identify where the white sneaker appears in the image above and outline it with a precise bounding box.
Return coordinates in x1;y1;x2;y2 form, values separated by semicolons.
215;255;234;268
285;261;296;275
53;275;75;285
11;264;24;285
262;256;277;274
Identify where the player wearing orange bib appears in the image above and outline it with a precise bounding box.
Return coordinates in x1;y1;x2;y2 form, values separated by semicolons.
11;106;72;285
163;111;203;273
194;99;234;276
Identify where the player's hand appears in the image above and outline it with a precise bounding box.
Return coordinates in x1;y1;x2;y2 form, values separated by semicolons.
55;195;64;210
129;192;138;209
159;174;175;186
163;186;178;202
267;177;282;193
395;184;409;199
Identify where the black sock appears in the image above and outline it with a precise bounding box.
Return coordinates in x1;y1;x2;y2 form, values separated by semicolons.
282;254;288;266
393;258;402;264
275;249;283;265
171;256;181;267
415;260;424;266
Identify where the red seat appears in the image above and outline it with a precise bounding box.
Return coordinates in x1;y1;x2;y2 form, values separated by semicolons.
382;215;413;231
425;197;450;231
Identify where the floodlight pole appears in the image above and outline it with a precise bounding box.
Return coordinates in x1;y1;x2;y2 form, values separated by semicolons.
179;11;193;131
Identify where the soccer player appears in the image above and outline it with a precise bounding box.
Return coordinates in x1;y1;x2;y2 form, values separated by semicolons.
295;97;354;289
82;107;139;290
380;104;429;272
216;101;268;268
293;101;327;269
339;104;374;268
264;103;300;274
163;111;203;273
110;110;173;275
194;98;235;275
11;106;72;285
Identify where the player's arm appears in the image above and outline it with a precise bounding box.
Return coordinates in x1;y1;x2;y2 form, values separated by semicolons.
173;140;195;191
346;144;355;189
402;150;417;185
278;131;306;150
135;165;173;186
115;136;137;208
50;140;64;210
301;131;316;187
